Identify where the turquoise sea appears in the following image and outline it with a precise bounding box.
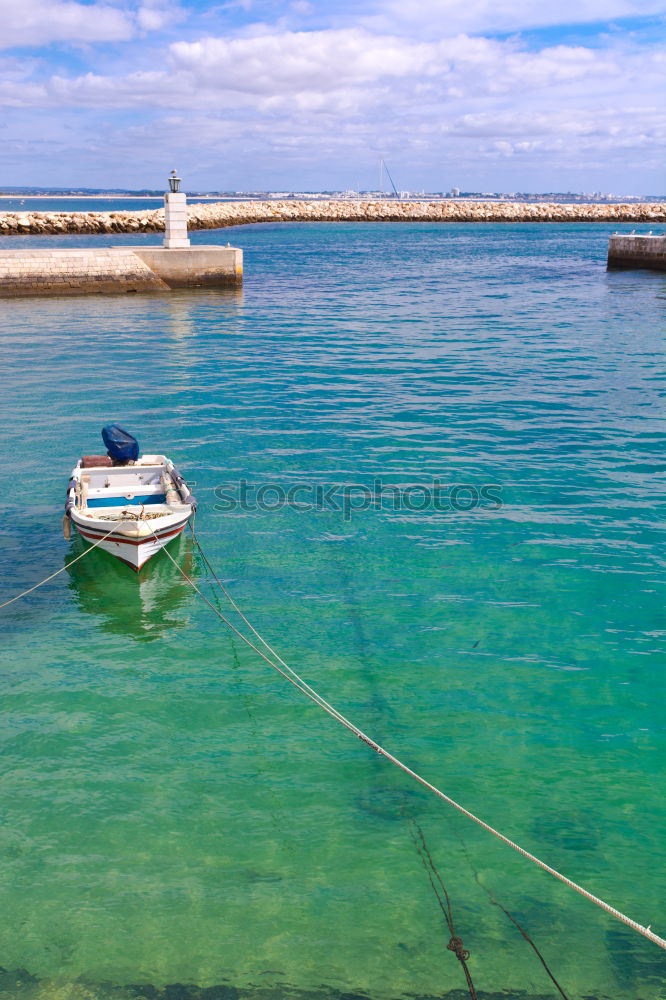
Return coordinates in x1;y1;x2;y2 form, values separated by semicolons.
0;222;665;1000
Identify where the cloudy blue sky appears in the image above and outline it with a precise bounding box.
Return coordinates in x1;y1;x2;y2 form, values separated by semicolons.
1;0;664;192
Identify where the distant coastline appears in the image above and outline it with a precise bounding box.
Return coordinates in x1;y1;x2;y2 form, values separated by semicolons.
0;194;225;200
1;199;665;235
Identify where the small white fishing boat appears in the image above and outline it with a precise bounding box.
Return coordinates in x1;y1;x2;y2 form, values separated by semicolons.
64;425;197;571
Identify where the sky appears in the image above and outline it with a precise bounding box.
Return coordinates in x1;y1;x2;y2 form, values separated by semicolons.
0;0;664;192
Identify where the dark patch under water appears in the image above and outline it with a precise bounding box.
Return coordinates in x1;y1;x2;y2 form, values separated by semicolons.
0;968;616;1000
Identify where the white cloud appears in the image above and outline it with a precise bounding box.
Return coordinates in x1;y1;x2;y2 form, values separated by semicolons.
0;0;183;48
161;29;661;106
0;0;133;47
0;12;663;189
369;0;666;36
136;0;184;33
449;107;666;145
0;27;663;130
169;29;431;92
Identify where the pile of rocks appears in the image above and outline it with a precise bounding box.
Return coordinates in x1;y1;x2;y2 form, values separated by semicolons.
0;210;164;235
1;200;665;236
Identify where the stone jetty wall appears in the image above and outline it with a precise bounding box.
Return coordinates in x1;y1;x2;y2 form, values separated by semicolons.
1;200;665;237
0;248;168;296
607;233;666;271
0;246;242;297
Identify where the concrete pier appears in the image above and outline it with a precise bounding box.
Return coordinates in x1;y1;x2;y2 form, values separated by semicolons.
0;245;242;297
133;246;242;288
607;233;666;271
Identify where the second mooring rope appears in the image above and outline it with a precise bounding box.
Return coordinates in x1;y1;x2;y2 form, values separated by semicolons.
0;524;120;611
157;530;666;953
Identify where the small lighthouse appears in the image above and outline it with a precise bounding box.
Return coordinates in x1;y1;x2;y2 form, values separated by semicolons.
163;169;190;248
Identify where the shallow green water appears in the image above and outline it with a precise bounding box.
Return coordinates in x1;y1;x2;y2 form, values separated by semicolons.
0;223;665;1000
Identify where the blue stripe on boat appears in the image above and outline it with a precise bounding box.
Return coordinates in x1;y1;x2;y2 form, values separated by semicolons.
86;494;166;507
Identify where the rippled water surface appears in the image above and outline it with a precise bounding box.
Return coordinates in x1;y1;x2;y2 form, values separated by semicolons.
0;222;665;1000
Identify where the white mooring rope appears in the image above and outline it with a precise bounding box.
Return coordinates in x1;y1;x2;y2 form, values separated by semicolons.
0;524;120;611
156;530;666;953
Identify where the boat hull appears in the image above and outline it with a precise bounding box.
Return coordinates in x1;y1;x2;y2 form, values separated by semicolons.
65;452;196;572
74;516;190;571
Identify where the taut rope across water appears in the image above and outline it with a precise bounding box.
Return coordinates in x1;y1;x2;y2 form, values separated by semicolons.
3;523;662;955
153;525;666;954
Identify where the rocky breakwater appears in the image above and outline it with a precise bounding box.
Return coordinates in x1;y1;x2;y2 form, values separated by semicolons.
0;208;164;236
1;200;665;236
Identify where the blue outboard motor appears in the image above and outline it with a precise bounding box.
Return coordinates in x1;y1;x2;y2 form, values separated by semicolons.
102;424;140;464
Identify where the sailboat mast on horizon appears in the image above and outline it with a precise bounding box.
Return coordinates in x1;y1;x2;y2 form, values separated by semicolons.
379;157;400;198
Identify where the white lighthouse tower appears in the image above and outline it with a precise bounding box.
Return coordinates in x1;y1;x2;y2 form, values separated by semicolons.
163;169;191;248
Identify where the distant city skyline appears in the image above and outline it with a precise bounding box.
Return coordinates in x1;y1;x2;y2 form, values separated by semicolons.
0;187;662;200
1;0;664;193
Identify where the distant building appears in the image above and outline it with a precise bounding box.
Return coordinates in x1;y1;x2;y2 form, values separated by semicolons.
449;187;460;197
